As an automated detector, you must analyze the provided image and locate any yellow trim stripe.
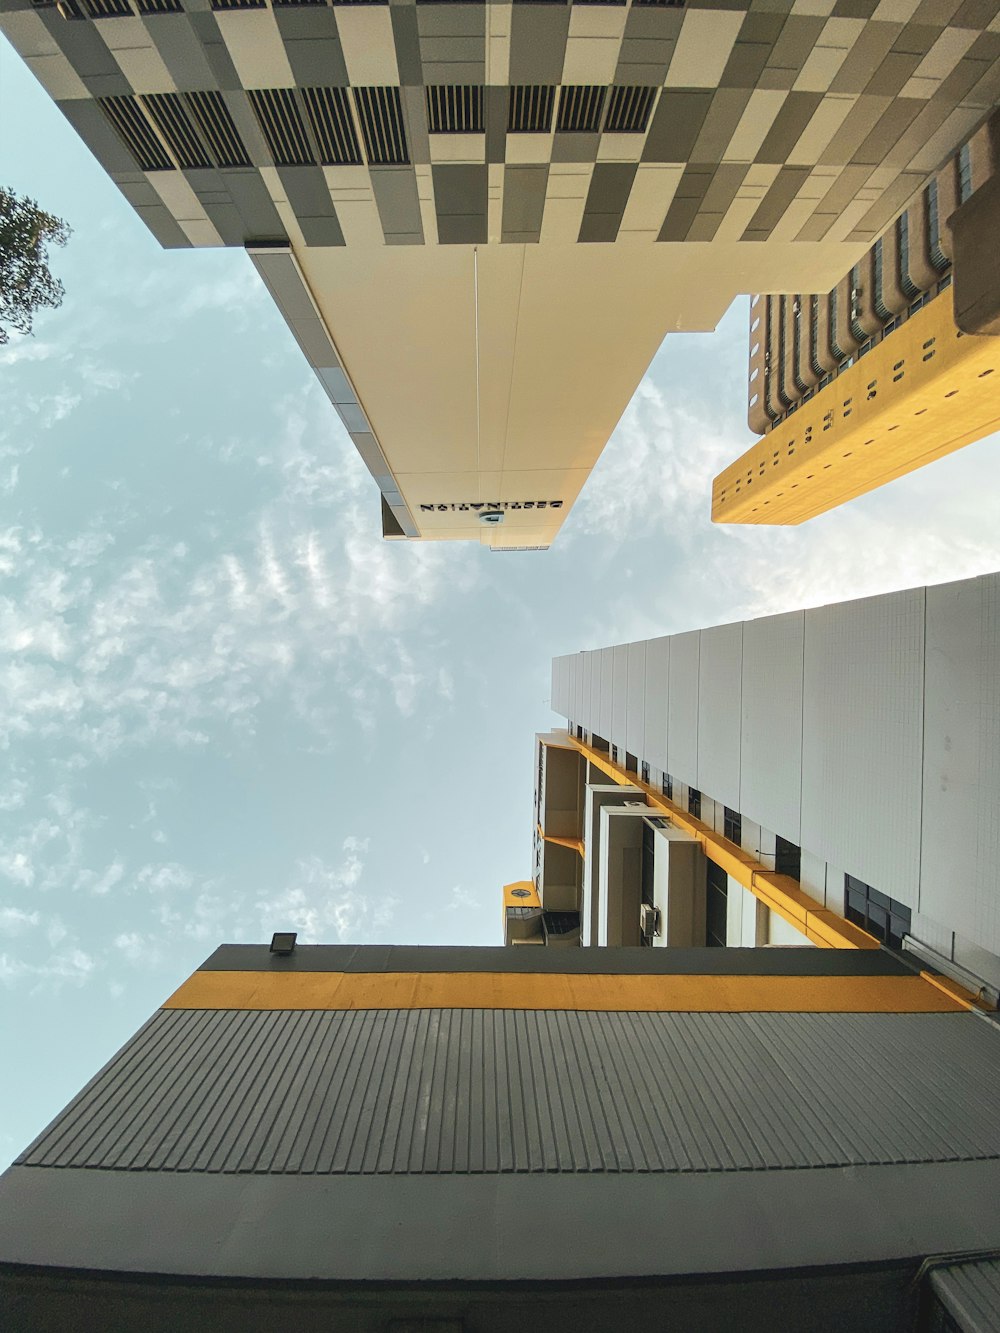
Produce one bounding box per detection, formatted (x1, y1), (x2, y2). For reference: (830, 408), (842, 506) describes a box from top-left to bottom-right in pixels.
(569, 737), (879, 951)
(164, 970), (965, 1013)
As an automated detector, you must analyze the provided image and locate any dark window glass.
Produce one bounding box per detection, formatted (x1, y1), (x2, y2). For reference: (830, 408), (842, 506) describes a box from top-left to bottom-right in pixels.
(958, 143), (972, 204)
(662, 774), (673, 801)
(641, 761), (650, 784)
(928, 181), (948, 272)
(611, 744), (618, 763)
(898, 213), (918, 298)
(706, 861), (727, 947)
(625, 751), (638, 774)
(724, 807), (741, 846)
(844, 874), (911, 951)
(688, 787), (701, 819)
(774, 836), (800, 881)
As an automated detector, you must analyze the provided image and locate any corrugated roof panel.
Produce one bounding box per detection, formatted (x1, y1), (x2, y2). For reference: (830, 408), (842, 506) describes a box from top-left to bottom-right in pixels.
(18, 1010), (1000, 1176)
(930, 1257), (1000, 1332)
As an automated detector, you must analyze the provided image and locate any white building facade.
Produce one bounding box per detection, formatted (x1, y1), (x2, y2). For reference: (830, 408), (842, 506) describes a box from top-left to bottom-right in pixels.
(540, 570), (1000, 999)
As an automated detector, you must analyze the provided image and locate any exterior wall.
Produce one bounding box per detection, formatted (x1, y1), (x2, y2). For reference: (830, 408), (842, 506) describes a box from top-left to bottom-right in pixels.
(745, 114), (1000, 437)
(550, 570), (1000, 961)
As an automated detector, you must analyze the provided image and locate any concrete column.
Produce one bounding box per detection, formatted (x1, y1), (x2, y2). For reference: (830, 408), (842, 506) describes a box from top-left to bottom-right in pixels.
(747, 295), (770, 434)
(935, 158), (958, 262)
(879, 223), (909, 315)
(813, 292), (839, 373)
(906, 192), (938, 293)
(855, 248), (881, 337)
(796, 295), (820, 388)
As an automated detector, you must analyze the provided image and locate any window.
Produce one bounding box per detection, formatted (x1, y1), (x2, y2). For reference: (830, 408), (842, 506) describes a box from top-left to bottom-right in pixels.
(724, 807), (741, 847)
(706, 862), (727, 947)
(927, 180), (948, 272)
(845, 875), (911, 950)
(958, 143), (972, 204)
(792, 298), (807, 393)
(873, 238), (890, 321)
(611, 744), (618, 763)
(774, 836), (800, 881)
(640, 823), (656, 948)
(776, 296), (790, 405)
(898, 213), (919, 299)
(641, 761), (650, 784)
(830, 287), (846, 362)
(662, 774), (673, 801)
(809, 295), (823, 377)
(625, 751), (638, 774)
(849, 264), (865, 343)
(688, 787), (701, 819)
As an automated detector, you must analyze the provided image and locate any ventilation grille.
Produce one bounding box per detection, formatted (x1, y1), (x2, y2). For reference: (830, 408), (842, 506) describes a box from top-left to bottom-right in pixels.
(634, 0), (685, 6)
(301, 87), (361, 165)
(210, 0), (265, 9)
(426, 85), (483, 134)
(508, 85), (554, 134)
(98, 96), (173, 171)
(135, 0), (183, 11)
(353, 86), (408, 165)
(248, 88), (315, 166)
(331, 0), (389, 5)
(82, 0), (132, 15)
(183, 92), (250, 168)
(556, 85), (606, 133)
(53, 0), (86, 16)
(141, 94), (210, 169)
(274, 0), (327, 6)
(605, 85), (656, 134)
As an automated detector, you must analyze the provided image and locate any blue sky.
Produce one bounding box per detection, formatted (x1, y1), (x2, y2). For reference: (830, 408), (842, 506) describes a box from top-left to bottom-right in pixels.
(3, 38), (1000, 1166)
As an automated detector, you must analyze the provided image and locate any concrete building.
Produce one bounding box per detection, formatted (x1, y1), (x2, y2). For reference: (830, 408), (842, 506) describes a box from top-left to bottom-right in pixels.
(4, 938), (1000, 1329)
(514, 569), (1000, 1012)
(4, 0), (1000, 545)
(714, 108), (1000, 526)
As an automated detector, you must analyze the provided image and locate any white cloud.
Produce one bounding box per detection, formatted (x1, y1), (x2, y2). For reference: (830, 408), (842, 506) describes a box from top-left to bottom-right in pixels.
(0, 946), (95, 991)
(0, 907), (40, 935)
(251, 837), (395, 944)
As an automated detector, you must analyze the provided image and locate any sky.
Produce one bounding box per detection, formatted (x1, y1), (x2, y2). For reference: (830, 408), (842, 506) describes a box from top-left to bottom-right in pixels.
(2, 39), (1000, 1169)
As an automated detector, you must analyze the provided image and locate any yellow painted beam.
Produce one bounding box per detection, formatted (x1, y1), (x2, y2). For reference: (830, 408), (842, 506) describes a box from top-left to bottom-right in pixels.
(164, 969), (965, 1013)
(712, 286), (1000, 526)
(537, 823), (585, 856)
(569, 737), (880, 951)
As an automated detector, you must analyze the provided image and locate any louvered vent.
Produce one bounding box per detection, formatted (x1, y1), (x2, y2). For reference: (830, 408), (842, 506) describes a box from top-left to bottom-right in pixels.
(353, 87), (408, 165)
(331, 0), (389, 5)
(556, 85), (606, 133)
(274, 0), (327, 6)
(604, 85), (656, 134)
(248, 89), (315, 167)
(184, 91), (251, 169)
(83, 0), (132, 15)
(98, 96), (173, 171)
(53, 0), (86, 15)
(508, 85), (554, 134)
(426, 86), (483, 134)
(301, 87), (362, 165)
(135, 0), (183, 11)
(210, 0), (264, 9)
(141, 94), (210, 169)
(634, 0), (684, 7)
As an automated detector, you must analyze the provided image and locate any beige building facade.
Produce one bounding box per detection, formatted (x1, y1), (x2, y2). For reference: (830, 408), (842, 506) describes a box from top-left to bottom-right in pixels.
(5, 0), (1000, 544)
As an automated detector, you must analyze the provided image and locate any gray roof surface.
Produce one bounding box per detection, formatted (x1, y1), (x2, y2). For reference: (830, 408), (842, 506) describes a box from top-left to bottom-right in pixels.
(931, 1257), (1000, 1333)
(19, 1008), (1000, 1176)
